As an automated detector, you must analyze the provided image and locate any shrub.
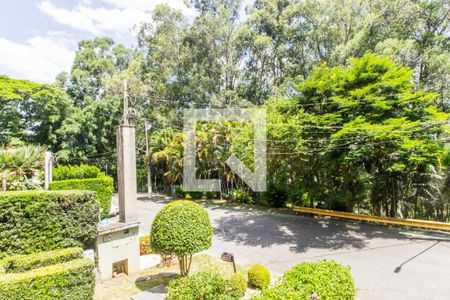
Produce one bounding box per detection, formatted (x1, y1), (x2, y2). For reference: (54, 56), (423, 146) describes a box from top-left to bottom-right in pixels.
(139, 235), (152, 256)
(166, 271), (241, 300)
(6, 174), (43, 191)
(150, 200), (212, 276)
(248, 264), (270, 289)
(0, 190), (99, 258)
(50, 176), (113, 219)
(0, 258), (95, 299)
(254, 260), (355, 300)
(53, 164), (103, 181)
(229, 272), (247, 296)
(175, 186), (204, 199)
(228, 189), (254, 204)
(0, 247), (83, 273)
(263, 184), (288, 208)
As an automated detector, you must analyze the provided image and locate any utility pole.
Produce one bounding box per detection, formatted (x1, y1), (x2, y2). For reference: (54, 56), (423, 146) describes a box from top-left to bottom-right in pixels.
(123, 80), (129, 124)
(145, 120), (152, 199)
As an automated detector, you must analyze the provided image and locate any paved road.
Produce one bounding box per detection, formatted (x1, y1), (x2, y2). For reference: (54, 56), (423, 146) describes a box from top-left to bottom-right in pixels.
(131, 195), (450, 300)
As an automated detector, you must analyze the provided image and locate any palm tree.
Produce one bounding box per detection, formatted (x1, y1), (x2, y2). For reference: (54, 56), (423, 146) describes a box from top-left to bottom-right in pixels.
(0, 145), (47, 191)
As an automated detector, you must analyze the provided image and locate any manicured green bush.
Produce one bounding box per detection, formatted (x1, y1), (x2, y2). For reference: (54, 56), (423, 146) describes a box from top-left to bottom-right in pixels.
(150, 200), (212, 276)
(254, 260), (355, 300)
(248, 264), (270, 289)
(53, 164), (103, 181)
(50, 176), (113, 219)
(0, 258), (95, 299)
(166, 271), (241, 300)
(0, 247), (83, 273)
(229, 272), (248, 296)
(0, 190), (99, 258)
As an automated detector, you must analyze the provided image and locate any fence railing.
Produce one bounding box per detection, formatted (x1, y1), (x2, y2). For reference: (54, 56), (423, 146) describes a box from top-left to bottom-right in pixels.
(293, 206), (450, 232)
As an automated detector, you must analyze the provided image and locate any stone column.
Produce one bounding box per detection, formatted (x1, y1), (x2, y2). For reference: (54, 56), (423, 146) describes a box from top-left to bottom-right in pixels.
(117, 124), (137, 223)
(44, 151), (52, 190)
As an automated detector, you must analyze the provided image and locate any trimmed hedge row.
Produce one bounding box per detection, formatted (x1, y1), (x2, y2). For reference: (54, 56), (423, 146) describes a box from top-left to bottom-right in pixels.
(0, 247), (83, 273)
(53, 164), (103, 181)
(0, 190), (99, 258)
(0, 258), (95, 300)
(50, 176), (113, 219)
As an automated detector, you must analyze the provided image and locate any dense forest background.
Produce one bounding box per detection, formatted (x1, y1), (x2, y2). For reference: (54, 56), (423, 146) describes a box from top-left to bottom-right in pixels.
(1, 0), (450, 220)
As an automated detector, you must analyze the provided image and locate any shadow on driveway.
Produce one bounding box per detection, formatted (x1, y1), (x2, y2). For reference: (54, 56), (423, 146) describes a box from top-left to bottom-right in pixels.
(211, 206), (447, 253)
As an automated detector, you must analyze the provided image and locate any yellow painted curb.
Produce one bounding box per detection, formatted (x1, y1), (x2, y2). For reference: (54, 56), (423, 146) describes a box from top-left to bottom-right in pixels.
(293, 206), (450, 231)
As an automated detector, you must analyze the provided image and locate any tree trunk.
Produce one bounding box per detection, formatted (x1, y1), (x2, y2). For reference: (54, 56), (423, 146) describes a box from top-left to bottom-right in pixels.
(178, 255), (193, 277)
(390, 179), (396, 218)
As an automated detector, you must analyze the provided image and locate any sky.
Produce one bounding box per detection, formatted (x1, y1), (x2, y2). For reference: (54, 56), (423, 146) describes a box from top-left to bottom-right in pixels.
(0, 0), (197, 83)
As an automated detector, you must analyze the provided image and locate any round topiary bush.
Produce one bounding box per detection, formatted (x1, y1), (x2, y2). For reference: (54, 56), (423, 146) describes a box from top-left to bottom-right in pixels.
(150, 200), (212, 276)
(229, 272), (248, 296)
(254, 260), (355, 300)
(248, 263), (270, 289)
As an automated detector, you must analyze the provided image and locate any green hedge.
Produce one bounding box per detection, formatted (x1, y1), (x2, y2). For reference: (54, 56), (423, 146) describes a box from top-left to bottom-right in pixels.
(253, 260), (355, 300)
(0, 247), (83, 274)
(53, 164), (103, 181)
(50, 176), (113, 219)
(0, 190), (99, 258)
(0, 258), (95, 300)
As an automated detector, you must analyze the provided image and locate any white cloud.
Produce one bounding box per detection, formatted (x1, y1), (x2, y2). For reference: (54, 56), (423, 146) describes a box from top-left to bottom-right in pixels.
(38, 1), (101, 35)
(77, 5), (152, 34)
(99, 0), (157, 11)
(100, 0), (196, 15)
(0, 36), (75, 83)
(0, 0), (199, 83)
(38, 0), (196, 35)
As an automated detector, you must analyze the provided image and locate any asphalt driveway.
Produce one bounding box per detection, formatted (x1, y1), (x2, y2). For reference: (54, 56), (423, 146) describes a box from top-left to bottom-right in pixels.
(131, 194), (450, 300)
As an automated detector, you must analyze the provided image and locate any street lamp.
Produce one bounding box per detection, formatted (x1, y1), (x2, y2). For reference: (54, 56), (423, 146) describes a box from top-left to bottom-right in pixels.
(145, 120), (152, 199)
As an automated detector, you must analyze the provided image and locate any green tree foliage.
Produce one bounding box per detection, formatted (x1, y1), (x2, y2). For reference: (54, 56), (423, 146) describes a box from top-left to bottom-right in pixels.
(0, 75), (74, 149)
(283, 54), (448, 217)
(150, 54), (450, 220)
(55, 37), (133, 163)
(1, 0), (449, 221)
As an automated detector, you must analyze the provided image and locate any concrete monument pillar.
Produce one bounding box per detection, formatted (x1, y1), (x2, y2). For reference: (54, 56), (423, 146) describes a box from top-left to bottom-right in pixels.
(96, 81), (141, 280)
(96, 123), (140, 280)
(116, 124), (138, 222)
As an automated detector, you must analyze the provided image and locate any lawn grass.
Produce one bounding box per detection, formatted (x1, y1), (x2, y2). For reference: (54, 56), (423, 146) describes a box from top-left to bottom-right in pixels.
(191, 254), (248, 279)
